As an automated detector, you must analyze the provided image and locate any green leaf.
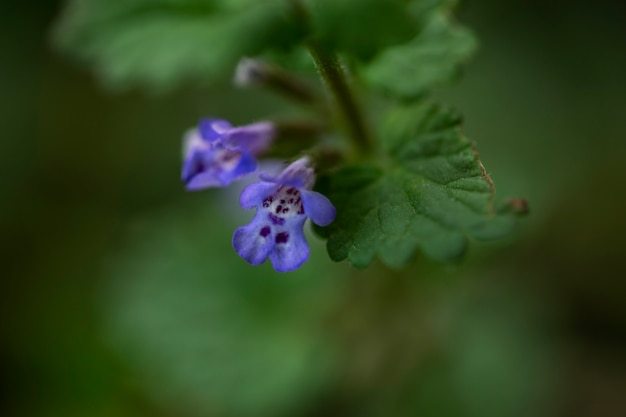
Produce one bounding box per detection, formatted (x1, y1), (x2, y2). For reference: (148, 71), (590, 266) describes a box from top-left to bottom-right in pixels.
(305, 0), (421, 60)
(364, 13), (477, 100)
(53, 0), (302, 90)
(315, 103), (520, 268)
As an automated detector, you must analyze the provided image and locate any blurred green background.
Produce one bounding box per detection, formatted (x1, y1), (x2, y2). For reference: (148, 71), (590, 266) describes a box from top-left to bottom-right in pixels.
(2, 1), (626, 416)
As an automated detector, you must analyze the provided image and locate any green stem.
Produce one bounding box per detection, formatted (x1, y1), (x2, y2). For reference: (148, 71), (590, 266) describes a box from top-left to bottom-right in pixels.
(307, 43), (373, 155)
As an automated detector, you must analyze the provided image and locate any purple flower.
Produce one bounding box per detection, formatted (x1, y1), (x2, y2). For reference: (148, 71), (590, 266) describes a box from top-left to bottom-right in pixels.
(181, 119), (275, 190)
(233, 157), (336, 272)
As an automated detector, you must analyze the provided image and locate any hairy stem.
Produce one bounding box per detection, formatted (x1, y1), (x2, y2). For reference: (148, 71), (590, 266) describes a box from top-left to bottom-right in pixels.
(307, 44), (373, 155)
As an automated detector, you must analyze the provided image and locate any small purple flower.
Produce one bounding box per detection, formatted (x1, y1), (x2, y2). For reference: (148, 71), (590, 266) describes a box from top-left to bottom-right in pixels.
(181, 119), (275, 190)
(233, 157), (336, 272)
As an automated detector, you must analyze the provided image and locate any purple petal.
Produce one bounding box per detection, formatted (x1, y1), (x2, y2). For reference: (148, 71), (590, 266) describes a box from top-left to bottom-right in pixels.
(199, 119), (232, 142)
(258, 156), (315, 188)
(182, 128), (206, 157)
(240, 182), (277, 210)
(278, 157), (315, 188)
(218, 149), (257, 183)
(258, 172), (304, 188)
(224, 122), (275, 155)
(183, 147), (257, 190)
(269, 217), (309, 272)
(300, 190), (336, 226)
(185, 172), (223, 190)
(181, 149), (203, 183)
(233, 213), (274, 265)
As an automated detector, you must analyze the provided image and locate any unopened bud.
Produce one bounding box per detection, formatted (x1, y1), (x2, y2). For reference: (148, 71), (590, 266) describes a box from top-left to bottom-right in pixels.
(234, 57), (270, 87)
(233, 57), (318, 106)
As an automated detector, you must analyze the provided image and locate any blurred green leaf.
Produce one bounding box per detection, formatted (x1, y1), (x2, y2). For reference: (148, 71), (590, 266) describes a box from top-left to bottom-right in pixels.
(364, 13), (477, 100)
(315, 103), (518, 268)
(407, 0), (456, 21)
(305, 0), (421, 60)
(53, 0), (302, 90)
(102, 201), (345, 416)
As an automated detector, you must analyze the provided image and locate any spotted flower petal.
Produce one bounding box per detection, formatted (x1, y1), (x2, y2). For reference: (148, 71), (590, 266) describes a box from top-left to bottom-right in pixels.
(269, 217), (309, 272)
(232, 211), (275, 265)
(240, 182), (278, 210)
(233, 157), (335, 272)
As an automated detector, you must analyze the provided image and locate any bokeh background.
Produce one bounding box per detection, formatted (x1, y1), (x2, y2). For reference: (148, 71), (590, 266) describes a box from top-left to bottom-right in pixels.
(2, 1), (626, 416)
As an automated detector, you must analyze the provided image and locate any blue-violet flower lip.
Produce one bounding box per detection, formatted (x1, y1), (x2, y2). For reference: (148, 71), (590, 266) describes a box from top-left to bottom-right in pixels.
(181, 119), (275, 190)
(233, 157), (336, 272)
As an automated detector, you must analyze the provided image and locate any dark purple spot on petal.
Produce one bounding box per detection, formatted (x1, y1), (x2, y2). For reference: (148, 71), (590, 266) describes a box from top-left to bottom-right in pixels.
(275, 205), (282, 214)
(259, 226), (271, 237)
(282, 208), (289, 213)
(298, 206), (304, 214)
(275, 232), (289, 244)
(280, 199), (285, 204)
(220, 153), (234, 162)
(288, 198), (294, 204)
(286, 188), (294, 195)
(268, 213), (285, 225)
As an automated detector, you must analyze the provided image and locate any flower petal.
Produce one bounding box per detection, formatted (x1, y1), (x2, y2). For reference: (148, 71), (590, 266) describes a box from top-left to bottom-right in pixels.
(199, 118), (232, 142)
(182, 128), (206, 158)
(182, 147), (256, 189)
(217, 149), (257, 184)
(233, 213), (274, 265)
(181, 149), (203, 183)
(301, 190), (336, 226)
(258, 172), (304, 188)
(224, 122), (275, 155)
(240, 182), (277, 210)
(185, 172), (224, 190)
(259, 157), (315, 189)
(269, 218), (309, 272)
